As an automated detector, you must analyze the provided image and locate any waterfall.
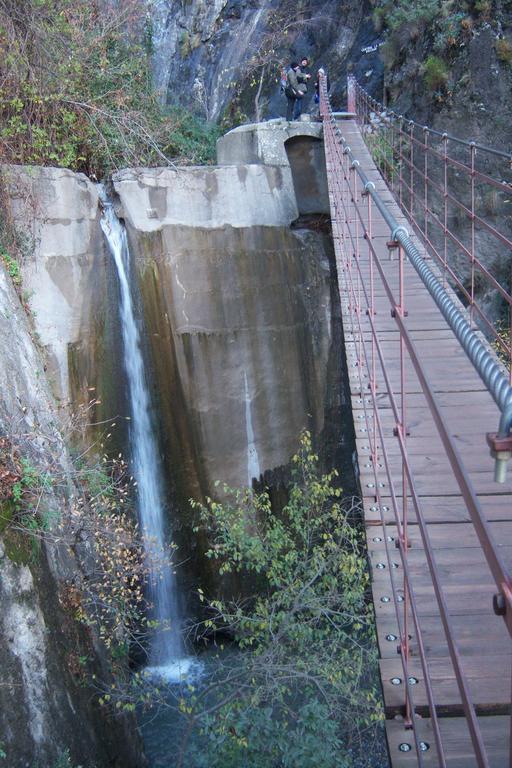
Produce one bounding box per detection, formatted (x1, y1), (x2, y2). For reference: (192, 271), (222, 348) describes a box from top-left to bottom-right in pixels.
(100, 191), (192, 680)
(243, 369), (261, 487)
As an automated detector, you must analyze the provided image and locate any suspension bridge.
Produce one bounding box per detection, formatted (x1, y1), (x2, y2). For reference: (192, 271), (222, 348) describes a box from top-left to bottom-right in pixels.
(319, 76), (512, 766)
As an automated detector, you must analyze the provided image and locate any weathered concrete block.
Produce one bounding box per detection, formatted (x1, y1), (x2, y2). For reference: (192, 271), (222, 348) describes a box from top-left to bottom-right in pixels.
(216, 121), (330, 215)
(216, 118), (324, 166)
(112, 164), (298, 231)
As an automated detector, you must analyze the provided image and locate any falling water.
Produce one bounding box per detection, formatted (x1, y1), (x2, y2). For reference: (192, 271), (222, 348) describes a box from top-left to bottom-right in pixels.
(100, 191), (192, 680)
(243, 369), (261, 487)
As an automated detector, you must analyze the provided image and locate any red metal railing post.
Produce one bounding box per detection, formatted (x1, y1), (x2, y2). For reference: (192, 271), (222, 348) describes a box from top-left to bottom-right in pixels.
(399, 116), (404, 211)
(364, 189), (379, 468)
(391, 115), (396, 194)
(409, 122), (415, 221)
(423, 127), (429, 242)
(352, 165), (363, 374)
(443, 133), (448, 289)
(397, 239), (412, 727)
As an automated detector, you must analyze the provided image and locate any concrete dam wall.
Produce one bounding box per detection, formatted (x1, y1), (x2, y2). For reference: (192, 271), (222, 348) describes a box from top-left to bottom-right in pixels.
(11, 120), (343, 505)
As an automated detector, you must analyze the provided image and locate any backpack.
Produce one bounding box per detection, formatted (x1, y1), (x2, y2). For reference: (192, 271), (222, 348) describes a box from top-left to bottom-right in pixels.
(279, 67), (287, 94)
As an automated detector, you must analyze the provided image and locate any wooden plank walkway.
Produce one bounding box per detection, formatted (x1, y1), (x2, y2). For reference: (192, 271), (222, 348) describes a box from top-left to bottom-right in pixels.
(332, 120), (512, 766)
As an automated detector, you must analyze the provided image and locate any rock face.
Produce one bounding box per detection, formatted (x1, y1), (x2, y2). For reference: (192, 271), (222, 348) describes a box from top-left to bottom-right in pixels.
(150, 0), (382, 120)
(0, 262), (143, 767)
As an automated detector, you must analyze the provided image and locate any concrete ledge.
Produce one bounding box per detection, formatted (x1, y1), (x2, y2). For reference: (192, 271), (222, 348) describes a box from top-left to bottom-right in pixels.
(216, 120), (323, 166)
(113, 165), (299, 231)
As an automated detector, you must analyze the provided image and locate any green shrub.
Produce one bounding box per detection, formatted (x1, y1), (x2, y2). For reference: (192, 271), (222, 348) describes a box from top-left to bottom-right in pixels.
(180, 31), (192, 57)
(496, 38), (512, 63)
(474, 0), (492, 15)
(423, 55), (450, 90)
(434, 12), (466, 52)
(387, 0), (440, 32)
(163, 109), (222, 165)
(184, 431), (386, 767)
(0, 250), (21, 285)
(372, 7), (387, 32)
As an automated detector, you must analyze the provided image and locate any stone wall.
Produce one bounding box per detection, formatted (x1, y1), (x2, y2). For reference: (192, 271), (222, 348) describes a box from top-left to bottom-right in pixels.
(149, 0), (380, 121)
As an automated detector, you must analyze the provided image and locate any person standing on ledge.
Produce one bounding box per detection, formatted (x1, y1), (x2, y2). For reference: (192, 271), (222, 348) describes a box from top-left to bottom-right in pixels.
(284, 61), (307, 121)
(285, 62), (302, 121)
(295, 57), (311, 119)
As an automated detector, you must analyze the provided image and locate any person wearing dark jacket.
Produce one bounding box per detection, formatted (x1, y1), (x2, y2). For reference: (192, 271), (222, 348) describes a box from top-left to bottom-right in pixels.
(284, 61), (307, 120)
(285, 62), (303, 121)
(293, 57), (311, 119)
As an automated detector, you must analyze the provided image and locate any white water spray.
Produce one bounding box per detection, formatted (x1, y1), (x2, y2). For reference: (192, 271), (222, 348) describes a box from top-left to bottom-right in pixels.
(100, 192), (194, 681)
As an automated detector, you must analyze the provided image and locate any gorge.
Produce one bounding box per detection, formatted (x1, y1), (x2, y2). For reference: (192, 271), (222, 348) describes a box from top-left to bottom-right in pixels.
(3, 0), (512, 765)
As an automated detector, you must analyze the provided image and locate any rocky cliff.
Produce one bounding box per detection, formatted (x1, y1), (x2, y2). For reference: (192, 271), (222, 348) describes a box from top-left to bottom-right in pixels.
(151, 0), (383, 121)
(150, 0), (512, 159)
(0, 253), (143, 766)
(378, 1), (512, 149)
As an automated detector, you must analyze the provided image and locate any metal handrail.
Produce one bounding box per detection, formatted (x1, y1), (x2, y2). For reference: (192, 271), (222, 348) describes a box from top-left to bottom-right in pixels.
(320, 73), (512, 768)
(351, 77), (512, 377)
(347, 75), (512, 482)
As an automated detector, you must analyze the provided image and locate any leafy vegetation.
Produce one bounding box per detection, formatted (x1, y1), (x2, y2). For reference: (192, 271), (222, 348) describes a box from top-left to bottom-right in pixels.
(163, 109), (222, 166)
(180, 432), (384, 767)
(423, 55), (450, 91)
(384, 0), (440, 33)
(496, 37), (512, 63)
(0, 249), (21, 285)
(372, 0), (499, 37)
(89, 433), (384, 765)
(0, 439), (54, 561)
(0, 386), (385, 761)
(0, 423), (158, 659)
(372, 0), (507, 75)
(0, 0), (219, 175)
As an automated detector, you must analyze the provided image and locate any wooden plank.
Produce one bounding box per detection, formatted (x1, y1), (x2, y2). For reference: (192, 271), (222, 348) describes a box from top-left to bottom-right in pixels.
(366, 522), (512, 552)
(351, 390), (501, 410)
(380, 655), (512, 714)
(375, 614), (511, 659)
(371, 582), (498, 620)
(363, 495), (512, 525)
(386, 716), (509, 767)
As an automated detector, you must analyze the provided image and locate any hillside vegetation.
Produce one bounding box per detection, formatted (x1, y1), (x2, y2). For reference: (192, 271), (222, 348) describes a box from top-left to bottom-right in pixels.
(0, 0), (220, 175)
(371, 0), (512, 141)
